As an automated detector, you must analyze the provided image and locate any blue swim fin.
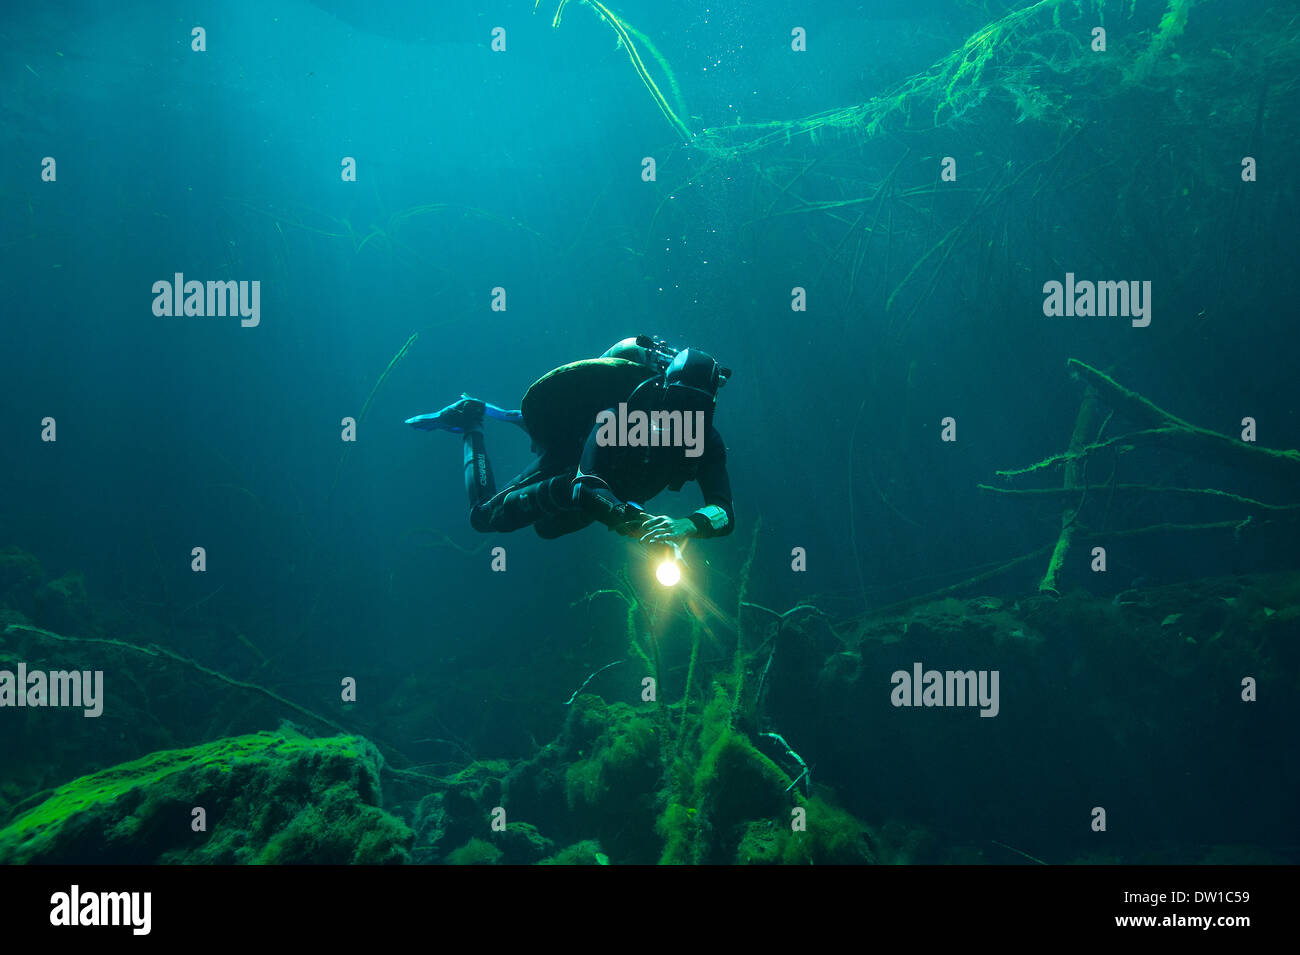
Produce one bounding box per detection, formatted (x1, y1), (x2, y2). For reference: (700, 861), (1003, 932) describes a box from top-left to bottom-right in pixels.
(405, 394), (527, 433)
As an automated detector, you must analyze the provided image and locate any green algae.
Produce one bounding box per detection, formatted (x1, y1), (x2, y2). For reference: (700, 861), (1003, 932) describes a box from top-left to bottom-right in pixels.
(0, 728), (412, 864)
(540, 839), (609, 865)
(564, 708), (659, 810)
(445, 837), (503, 865)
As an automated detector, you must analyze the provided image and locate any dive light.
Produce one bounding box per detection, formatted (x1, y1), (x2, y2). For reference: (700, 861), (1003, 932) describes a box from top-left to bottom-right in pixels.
(655, 541), (685, 587)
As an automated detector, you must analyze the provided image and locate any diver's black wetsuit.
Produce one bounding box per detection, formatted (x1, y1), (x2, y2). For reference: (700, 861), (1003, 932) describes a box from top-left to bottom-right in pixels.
(464, 411), (735, 540)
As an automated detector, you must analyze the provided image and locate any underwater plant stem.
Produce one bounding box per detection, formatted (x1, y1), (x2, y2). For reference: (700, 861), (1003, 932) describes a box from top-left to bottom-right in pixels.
(563, 659), (624, 705)
(572, 587), (632, 608)
(730, 519), (761, 718)
(328, 331), (419, 501)
(1077, 518), (1267, 541)
(884, 205), (894, 294)
(847, 397), (870, 611)
(992, 839), (1047, 865)
(741, 602), (828, 624)
(867, 543), (1057, 618)
(744, 603), (833, 724)
(988, 357), (1299, 598)
(540, 0), (692, 143)
(890, 124), (1085, 338)
(402, 526), (491, 556)
(678, 622), (699, 752)
(1213, 81), (1269, 317)
(177, 583), (225, 618)
(1066, 359), (1190, 431)
(886, 166), (1000, 314)
(763, 159), (820, 219)
(588, 1), (692, 142)
(1039, 384), (1104, 594)
(760, 731), (811, 797)
(4, 624), (351, 736)
(300, 332), (421, 646)
(841, 151), (907, 304)
(359, 331), (420, 429)
(784, 768), (809, 794)
(980, 483), (1300, 512)
(1066, 359), (1300, 480)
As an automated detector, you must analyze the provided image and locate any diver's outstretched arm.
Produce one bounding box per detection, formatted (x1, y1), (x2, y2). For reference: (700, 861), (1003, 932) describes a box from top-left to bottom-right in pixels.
(687, 425), (735, 538)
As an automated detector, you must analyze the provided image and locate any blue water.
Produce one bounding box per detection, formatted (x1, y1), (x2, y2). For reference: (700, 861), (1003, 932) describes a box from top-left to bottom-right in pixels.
(1, 0), (1296, 864)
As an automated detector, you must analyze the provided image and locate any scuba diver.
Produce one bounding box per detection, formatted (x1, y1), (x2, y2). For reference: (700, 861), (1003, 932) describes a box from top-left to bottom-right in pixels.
(406, 336), (734, 546)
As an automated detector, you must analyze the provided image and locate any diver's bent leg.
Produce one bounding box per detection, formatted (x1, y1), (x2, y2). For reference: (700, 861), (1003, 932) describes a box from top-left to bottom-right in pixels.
(469, 473), (577, 534)
(482, 402), (529, 433)
(463, 429), (496, 510)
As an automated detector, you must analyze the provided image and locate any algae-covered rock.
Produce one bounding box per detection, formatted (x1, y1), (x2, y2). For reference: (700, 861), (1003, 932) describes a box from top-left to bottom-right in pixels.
(695, 729), (791, 826)
(33, 572), (93, 636)
(440, 822), (555, 864)
(0, 547), (43, 594)
(500, 697), (612, 837)
(496, 820), (554, 863)
(0, 547), (44, 621)
(560, 699), (661, 861)
(442, 759), (509, 819)
(444, 837), (502, 865)
(734, 795), (876, 865)
(501, 694), (661, 863)
(411, 791), (449, 864)
(426, 759), (511, 856)
(564, 706), (659, 811)
(0, 727), (413, 864)
(540, 840), (610, 865)
(658, 682), (798, 864)
(734, 820), (783, 864)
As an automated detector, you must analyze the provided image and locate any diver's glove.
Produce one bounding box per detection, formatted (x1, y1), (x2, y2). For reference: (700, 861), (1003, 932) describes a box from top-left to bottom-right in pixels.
(612, 502), (648, 537)
(638, 515), (696, 544)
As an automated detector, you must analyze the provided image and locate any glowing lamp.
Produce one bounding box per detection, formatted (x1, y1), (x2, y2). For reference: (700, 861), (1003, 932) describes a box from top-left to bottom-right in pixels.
(656, 558), (682, 587)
